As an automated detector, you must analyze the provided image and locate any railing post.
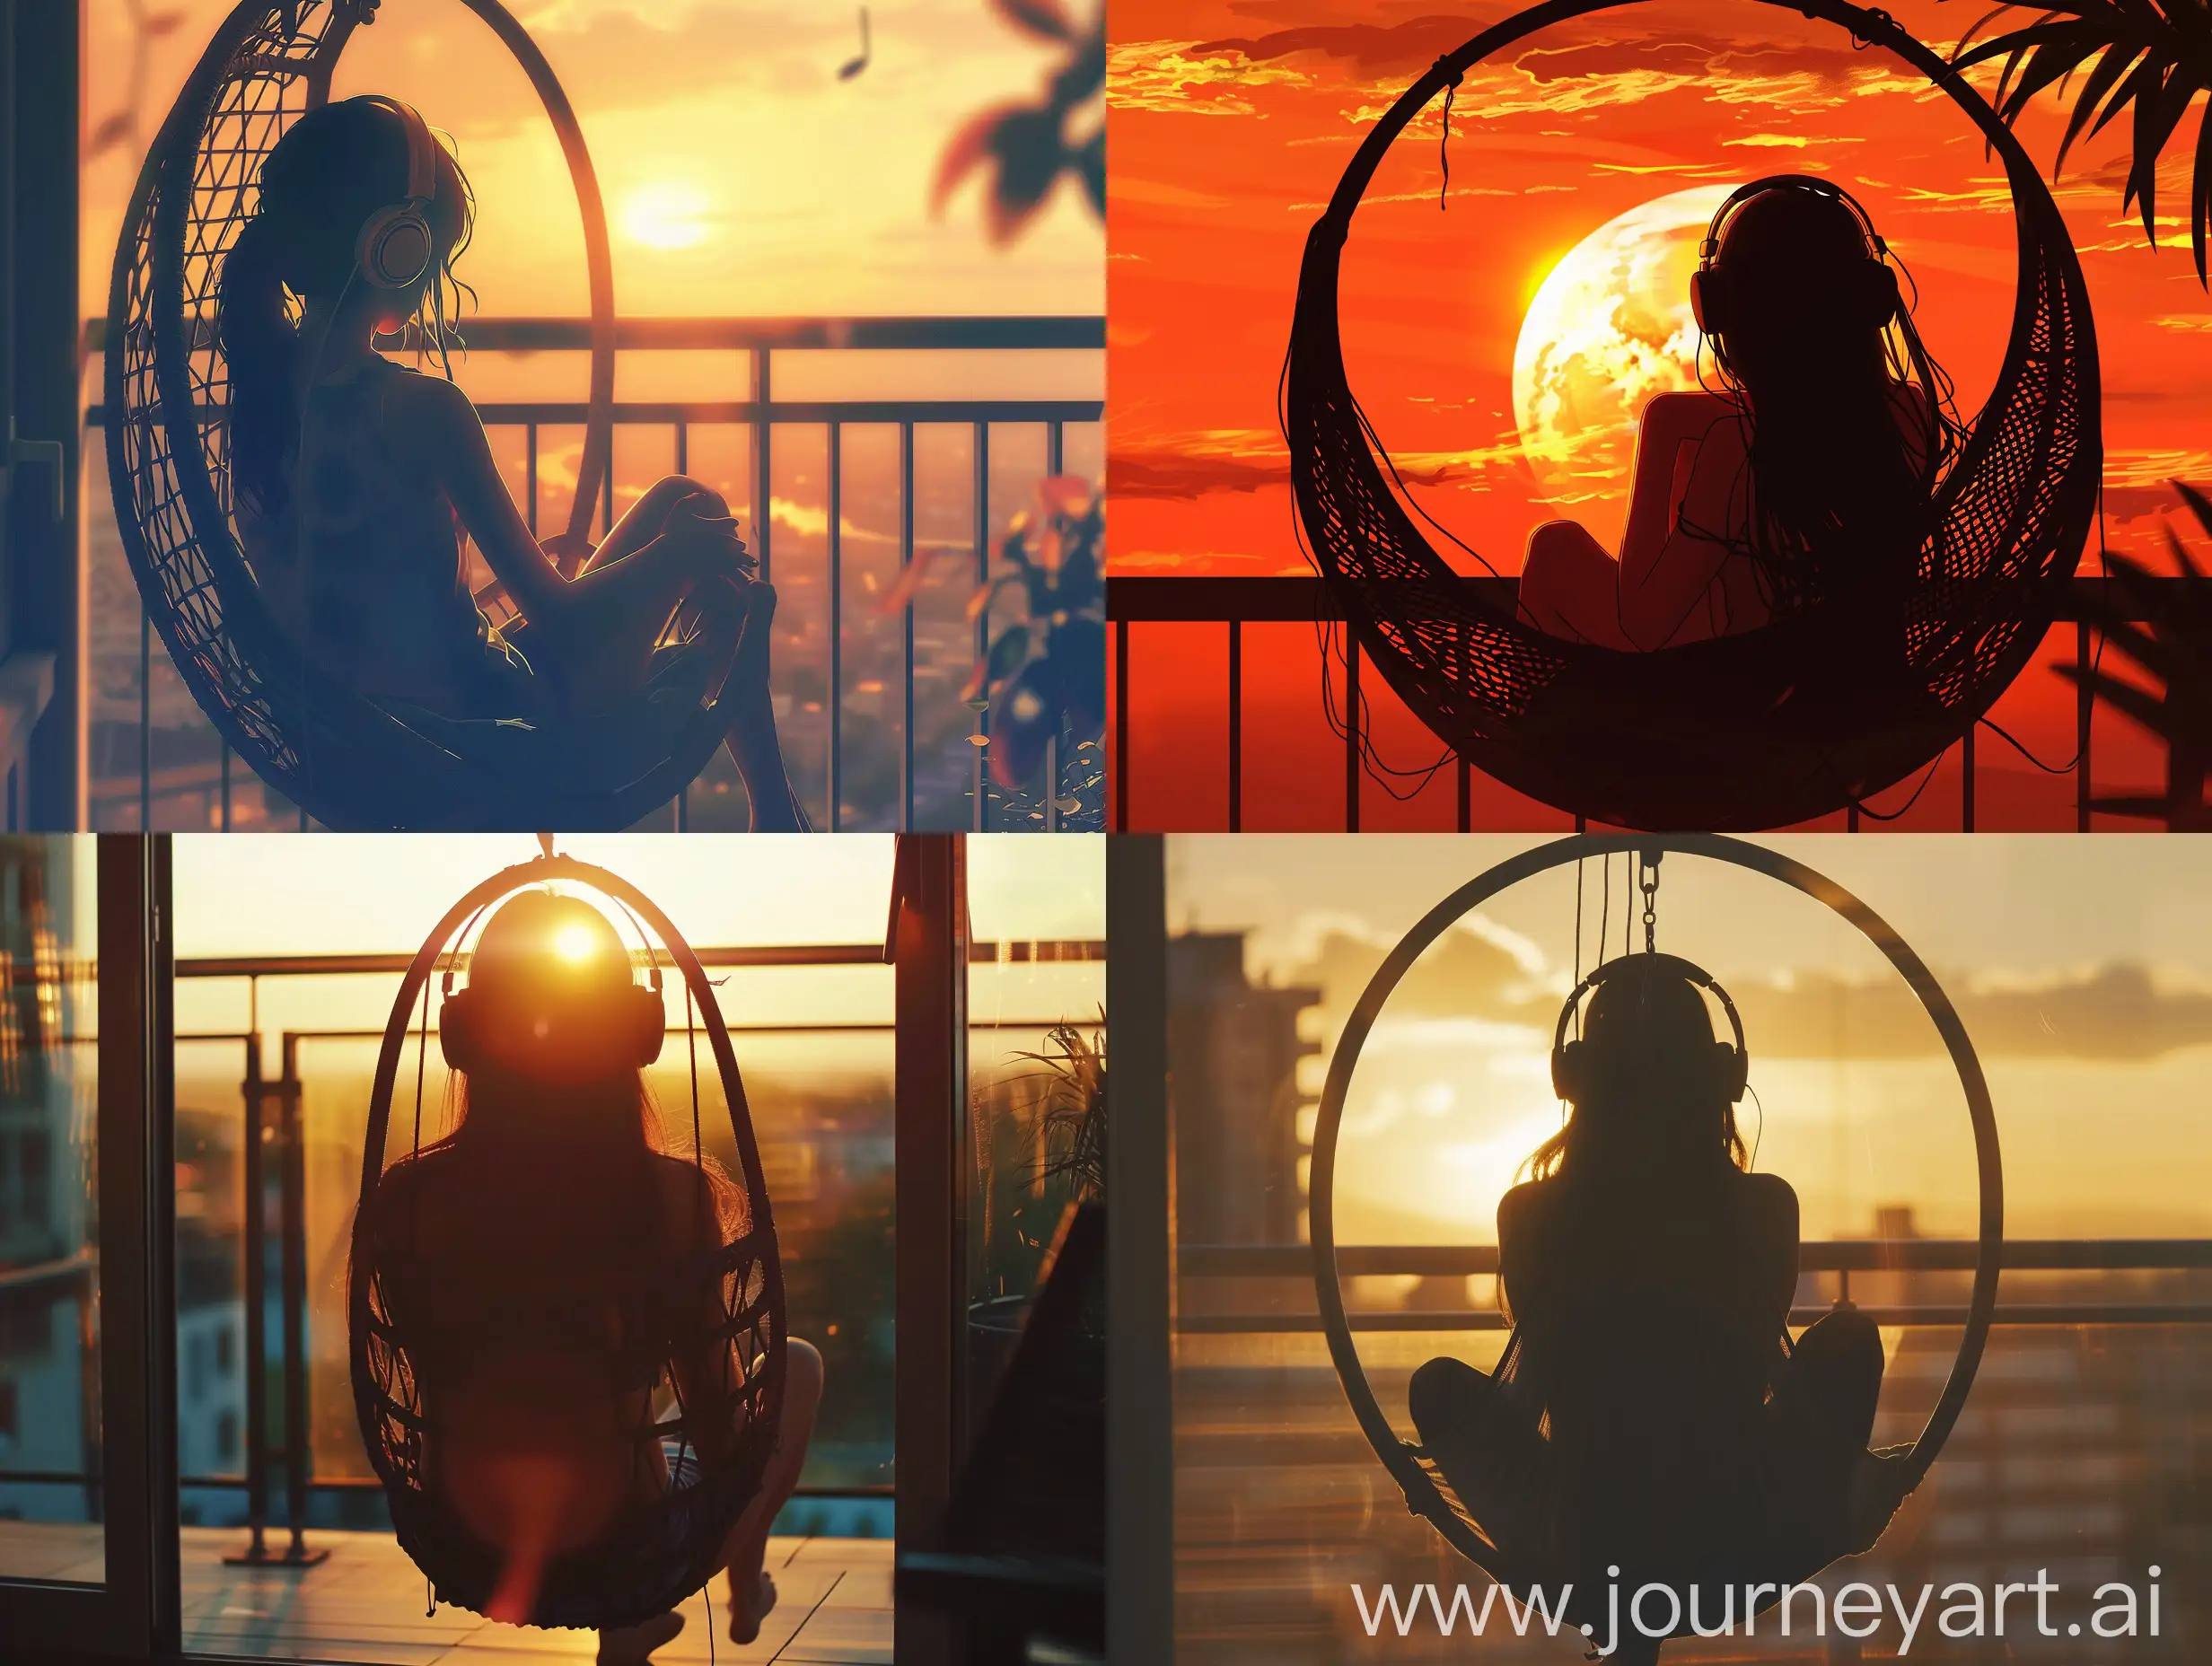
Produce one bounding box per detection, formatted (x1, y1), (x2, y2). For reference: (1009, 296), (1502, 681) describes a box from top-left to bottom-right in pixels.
(271, 1034), (328, 1566)
(900, 420), (916, 833)
(1344, 636), (1360, 834)
(972, 420), (989, 833)
(1113, 619), (1129, 833)
(139, 611), (151, 831)
(1226, 620), (1242, 834)
(2077, 616), (2094, 832)
(525, 423), (539, 536)
(753, 347), (773, 584)
(224, 1030), (271, 1565)
(830, 421), (844, 833)
(1962, 724), (1976, 833)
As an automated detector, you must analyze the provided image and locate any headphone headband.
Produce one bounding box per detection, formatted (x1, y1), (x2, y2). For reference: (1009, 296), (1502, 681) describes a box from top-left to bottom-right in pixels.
(1698, 174), (1887, 266)
(1690, 176), (1899, 340)
(351, 96), (439, 292)
(1550, 951), (1750, 1104)
(438, 889), (666, 1076)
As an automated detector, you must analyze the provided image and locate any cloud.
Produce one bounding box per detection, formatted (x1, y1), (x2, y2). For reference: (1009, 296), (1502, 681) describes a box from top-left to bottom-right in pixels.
(1189, 13), (1500, 73)
(1109, 450), (1292, 499)
(1279, 921), (2212, 1061)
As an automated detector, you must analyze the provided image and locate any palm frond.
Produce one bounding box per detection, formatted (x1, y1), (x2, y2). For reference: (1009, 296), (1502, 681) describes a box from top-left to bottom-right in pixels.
(1952, 0), (2212, 282)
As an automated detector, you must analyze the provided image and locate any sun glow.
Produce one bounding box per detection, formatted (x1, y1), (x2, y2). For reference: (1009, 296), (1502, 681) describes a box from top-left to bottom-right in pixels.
(553, 921), (599, 965)
(1510, 185), (1738, 545)
(621, 180), (715, 251)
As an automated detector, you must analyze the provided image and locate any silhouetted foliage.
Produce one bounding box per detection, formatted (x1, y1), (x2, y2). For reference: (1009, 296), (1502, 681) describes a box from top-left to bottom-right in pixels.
(2058, 482), (2212, 826)
(1953, 0), (2212, 282)
(935, 0), (1104, 242)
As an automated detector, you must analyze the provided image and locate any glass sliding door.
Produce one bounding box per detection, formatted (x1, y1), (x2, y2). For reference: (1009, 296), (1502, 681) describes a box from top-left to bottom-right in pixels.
(0, 836), (175, 1654)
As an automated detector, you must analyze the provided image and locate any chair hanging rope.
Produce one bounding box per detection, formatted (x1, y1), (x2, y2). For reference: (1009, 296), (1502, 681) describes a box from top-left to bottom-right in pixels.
(1308, 833), (2003, 1585)
(102, 0), (730, 830)
(350, 853), (787, 1628)
(1286, 0), (2100, 830)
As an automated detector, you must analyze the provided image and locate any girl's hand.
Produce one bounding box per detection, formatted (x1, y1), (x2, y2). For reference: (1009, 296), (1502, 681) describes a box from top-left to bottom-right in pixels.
(730, 574), (777, 698)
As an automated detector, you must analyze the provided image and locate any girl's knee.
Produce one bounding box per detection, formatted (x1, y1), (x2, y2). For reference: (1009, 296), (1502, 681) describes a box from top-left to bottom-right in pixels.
(786, 1337), (825, 1407)
(1409, 1355), (1488, 1442)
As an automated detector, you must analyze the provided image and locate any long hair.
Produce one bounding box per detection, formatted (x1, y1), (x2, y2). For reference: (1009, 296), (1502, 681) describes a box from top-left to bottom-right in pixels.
(220, 96), (477, 519)
(1523, 959), (1749, 1187)
(359, 894), (745, 1384)
(1693, 180), (1966, 625)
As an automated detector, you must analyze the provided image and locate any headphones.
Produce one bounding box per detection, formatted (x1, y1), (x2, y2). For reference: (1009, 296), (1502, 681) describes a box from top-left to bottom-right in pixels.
(1689, 175), (1900, 338)
(1550, 951), (1750, 1107)
(352, 94), (439, 293)
(437, 897), (668, 1076)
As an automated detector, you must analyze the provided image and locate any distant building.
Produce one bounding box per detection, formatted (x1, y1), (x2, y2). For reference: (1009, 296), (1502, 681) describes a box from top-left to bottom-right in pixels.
(1169, 933), (1321, 1247)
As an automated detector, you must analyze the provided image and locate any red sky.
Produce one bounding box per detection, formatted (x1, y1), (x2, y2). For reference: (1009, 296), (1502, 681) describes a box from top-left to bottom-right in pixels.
(1106, 0), (2211, 829)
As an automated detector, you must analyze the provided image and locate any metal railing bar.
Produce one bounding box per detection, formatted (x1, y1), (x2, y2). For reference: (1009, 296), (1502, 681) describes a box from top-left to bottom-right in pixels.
(973, 419), (991, 833)
(1114, 619), (1128, 832)
(1344, 637), (1360, 835)
(1227, 619), (1242, 834)
(753, 347), (773, 584)
(1962, 723), (1976, 832)
(173, 939), (1105, 978)
(0, 1469), (894, 1499)
(829, 420), (844, 834)
(84, 313), (1106, 354)
(1108, 575), (2182, 624)
(86, 399), (1105, 427)
(1179, 1303), (2212, 1334)
(1183, 1240), (2212, 1276)
(140, 612), (152, 831)
(900, 419), (916, 833)
(525, 422), (539, 535)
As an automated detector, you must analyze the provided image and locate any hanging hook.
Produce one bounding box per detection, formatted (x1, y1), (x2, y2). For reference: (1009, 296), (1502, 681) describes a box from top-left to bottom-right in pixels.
(537, 832), (556, 860)
(1638, 846), (1662, 953)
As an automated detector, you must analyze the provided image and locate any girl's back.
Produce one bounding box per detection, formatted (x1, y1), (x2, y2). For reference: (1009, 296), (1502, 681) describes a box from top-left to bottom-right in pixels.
(239, 357), (503, 714)
(365, 1142), (721, 1559)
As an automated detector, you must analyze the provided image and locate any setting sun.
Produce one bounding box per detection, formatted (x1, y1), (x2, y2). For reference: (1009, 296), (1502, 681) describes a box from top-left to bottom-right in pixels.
(620, 180), (715, 251)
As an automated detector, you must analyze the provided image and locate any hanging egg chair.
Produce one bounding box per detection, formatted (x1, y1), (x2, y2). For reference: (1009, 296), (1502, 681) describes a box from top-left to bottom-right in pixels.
(348, 852), (787, 1628)
(1286, 0), (2100, 830)
(1309, 833), (2002, 1617)
(103, 0), (731, 830)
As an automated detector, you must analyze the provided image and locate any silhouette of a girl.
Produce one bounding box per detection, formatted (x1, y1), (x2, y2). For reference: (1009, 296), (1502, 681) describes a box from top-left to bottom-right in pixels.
(357, 892), (821, 1663)
(222, 97), (805, 829)
(1408, 955), (1902, 1662)
(1517, 177), (1961, 655)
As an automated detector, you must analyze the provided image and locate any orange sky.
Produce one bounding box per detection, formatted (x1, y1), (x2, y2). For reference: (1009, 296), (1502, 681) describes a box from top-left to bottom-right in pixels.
(1107, 0), (2210, 829)
(83, 0), (1104, 320)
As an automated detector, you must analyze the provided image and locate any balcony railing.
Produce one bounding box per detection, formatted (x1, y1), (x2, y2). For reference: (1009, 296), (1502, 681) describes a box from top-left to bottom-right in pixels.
(1178, 1239), (2212, 1331)
(83, 315), (1104, 832)
(0, 932), (1107, 1554)
(1110, 576), (2193, 833)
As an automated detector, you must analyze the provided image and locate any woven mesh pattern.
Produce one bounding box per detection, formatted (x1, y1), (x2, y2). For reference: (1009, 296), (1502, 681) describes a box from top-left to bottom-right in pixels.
(106, 3), (338, 788)
(101, 4), (723, 829)
(1285, 3), (2099, 829)
(353, 1221), (786, 1629)
(347, 878), (788, 1631)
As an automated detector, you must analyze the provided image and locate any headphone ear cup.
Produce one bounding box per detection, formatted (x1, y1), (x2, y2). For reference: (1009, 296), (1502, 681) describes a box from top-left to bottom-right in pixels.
(1690, 267), (1725, 335)
(1552, 1038), (1585, 1103)
(1715, 1039), (1748, 1103)
(627, 984), (667, 1070)
(356, 204), (434, 292)
(439, 988), (482, 1074)
(1857, 260), (1900, 329)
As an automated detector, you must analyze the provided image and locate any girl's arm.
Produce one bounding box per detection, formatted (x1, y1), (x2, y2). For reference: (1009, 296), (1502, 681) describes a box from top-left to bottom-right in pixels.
(395, 375), (718, 632)
(1618, 393), (1749, 647)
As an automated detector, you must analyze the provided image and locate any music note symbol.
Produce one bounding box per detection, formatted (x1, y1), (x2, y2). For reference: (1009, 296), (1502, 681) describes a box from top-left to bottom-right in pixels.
(838, 7), (871, 80)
